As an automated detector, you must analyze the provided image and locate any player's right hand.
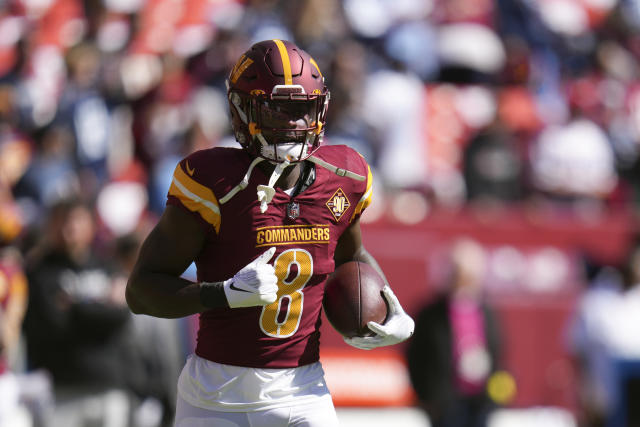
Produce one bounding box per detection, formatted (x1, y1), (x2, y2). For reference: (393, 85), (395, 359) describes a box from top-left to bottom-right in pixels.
(223, 247), (279, 308)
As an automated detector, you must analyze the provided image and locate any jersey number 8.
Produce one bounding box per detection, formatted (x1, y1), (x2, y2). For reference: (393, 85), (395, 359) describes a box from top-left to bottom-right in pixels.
(259, 249), (312, 338)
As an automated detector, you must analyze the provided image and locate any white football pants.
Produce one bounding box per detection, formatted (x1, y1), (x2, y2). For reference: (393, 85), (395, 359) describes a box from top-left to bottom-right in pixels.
(174, 392), (339, 427)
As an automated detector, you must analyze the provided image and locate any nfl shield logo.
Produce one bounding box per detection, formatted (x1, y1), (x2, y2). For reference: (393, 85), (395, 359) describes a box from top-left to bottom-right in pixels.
(287, 201), (300, 220)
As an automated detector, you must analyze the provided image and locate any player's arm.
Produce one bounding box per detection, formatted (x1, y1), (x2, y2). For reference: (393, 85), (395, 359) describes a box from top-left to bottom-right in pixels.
(126, 205), (278, 319)
(334, 217), (387, 283)
(126, 205), (209, 318)
(334, 218), (415, 350)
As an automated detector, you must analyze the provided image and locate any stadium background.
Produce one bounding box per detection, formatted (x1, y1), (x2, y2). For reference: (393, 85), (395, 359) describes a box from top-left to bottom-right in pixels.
(1, 0), (640, 426)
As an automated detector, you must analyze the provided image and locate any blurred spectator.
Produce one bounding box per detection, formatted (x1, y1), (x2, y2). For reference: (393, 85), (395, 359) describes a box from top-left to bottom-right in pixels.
(57, 41), (111, 190)
(0, 0), (637, 221)
(0, 246), (31, 427)
(13, 124), (79, 213)
(0, 246), (27, 366)
(111, 231), (184, 427)
(240, 0), (293, 44)
(421, 84), (496, 208)
(0, 142), (54, 427)
(569, 236), (640, 427)
(361, 60), (428, 191)
(463, 118), (525, 205)
(0, 142), (29, 244)
(0, 247), (27, 367)
(529, 110), (618, 207)
(23, 198), (134, 427)
(407, 238), (502, 427)
(285, 0), (349, 52)
(324, 39), (373, 161)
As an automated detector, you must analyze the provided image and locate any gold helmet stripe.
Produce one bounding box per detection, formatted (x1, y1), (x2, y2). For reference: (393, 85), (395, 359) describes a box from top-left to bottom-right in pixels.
(273, 39), (293, 85)
(230, 55), (253, 84)
(309, 57), (323, 79)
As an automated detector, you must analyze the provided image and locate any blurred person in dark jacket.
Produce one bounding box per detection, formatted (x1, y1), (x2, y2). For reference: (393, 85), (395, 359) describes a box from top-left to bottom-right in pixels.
(112, 231), (184, 427)
(407, 238), (502, 427)
(23, 197), (134, 427)
(0, 162), (54, 427)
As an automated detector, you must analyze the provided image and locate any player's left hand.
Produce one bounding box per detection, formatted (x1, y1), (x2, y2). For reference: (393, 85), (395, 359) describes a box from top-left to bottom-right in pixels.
(343, 286), (414, 350)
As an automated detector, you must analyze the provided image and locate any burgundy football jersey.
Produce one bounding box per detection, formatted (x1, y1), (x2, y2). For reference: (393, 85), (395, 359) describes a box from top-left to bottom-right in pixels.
(166, 145), (372, 368)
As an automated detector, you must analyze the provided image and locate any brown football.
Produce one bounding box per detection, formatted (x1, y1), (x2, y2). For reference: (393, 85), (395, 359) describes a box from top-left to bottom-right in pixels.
(323, 261), (388, 338)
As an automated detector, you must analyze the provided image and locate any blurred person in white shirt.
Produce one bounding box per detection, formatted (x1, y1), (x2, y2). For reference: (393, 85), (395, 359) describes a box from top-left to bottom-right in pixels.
(569, 236), (640, 427)
(529, 110), (618, 206)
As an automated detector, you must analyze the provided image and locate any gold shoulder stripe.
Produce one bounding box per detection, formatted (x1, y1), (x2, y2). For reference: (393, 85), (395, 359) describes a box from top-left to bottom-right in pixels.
(350, 165), (373, 222)
(273, 39), (292, 85)
(168, 163), (221, 233)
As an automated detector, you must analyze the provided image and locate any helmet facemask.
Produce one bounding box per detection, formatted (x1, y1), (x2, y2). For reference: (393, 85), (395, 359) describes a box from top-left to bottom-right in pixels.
(229, 84), (329, 164)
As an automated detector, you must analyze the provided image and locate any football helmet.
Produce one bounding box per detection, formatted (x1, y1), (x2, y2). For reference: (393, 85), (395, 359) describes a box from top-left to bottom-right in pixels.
(226, 39), (330, 163)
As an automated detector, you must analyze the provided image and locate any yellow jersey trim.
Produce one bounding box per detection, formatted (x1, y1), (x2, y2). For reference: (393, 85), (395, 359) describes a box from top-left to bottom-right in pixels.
(351, 165), (373, 222)
(168, 164), (221, 233)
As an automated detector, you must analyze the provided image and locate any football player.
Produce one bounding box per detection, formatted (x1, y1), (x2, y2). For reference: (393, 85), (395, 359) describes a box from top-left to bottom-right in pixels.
(125, 39), (414, 427)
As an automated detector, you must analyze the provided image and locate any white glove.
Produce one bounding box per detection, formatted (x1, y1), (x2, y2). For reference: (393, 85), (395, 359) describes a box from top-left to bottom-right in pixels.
(344, 285), (415, 350)
(223, 247), (279, 308)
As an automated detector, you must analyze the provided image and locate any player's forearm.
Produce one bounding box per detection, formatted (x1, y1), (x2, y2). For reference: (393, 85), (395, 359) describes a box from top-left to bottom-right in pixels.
(126, 270), (210, 318)
(349, 247), (390, 287)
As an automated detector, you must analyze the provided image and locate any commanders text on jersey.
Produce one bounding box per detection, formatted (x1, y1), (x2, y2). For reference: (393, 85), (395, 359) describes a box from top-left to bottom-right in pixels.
(256, 224), (330, 247)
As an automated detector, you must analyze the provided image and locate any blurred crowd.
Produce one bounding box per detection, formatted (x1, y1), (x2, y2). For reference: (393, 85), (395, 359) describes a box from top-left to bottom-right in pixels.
(0, 0), (640, 426)
(1, 0), (640, 237)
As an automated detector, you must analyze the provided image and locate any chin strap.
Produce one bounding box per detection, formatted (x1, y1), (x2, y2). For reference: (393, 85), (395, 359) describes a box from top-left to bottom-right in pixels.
(256, 159), (290, 213)
(219, 157), (291, 213)
(219, 154), (366, 212)
(219, 156), (265, 205)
